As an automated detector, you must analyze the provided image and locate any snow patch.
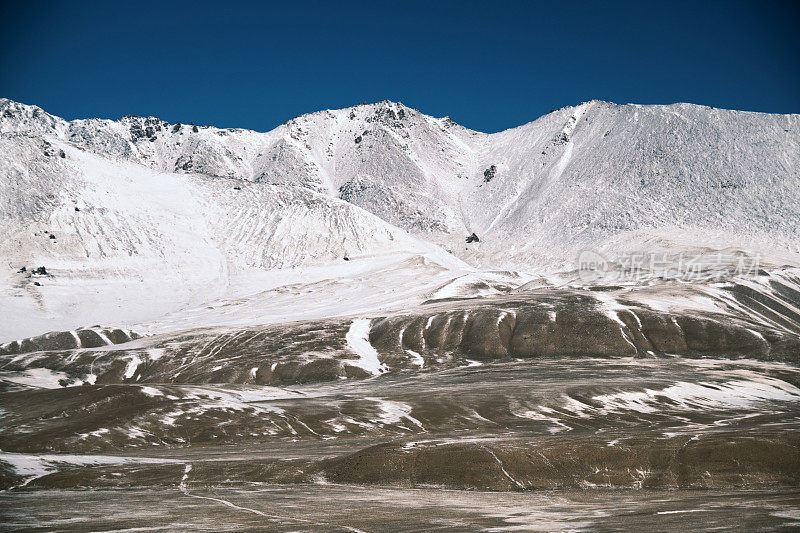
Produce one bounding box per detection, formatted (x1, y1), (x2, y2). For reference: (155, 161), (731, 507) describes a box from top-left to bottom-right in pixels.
(345, 318), (387, 374)
(2, 368), (70, 389)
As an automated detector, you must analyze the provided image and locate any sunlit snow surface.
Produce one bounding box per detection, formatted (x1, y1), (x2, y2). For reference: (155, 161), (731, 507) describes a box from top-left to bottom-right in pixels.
(2, 97), (799, 338)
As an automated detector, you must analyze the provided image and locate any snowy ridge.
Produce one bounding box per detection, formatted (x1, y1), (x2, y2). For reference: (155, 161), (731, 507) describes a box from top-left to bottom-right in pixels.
(3, 97), (797, 266)
(0, 97), (798, 339)
(0, 113), (467, 339)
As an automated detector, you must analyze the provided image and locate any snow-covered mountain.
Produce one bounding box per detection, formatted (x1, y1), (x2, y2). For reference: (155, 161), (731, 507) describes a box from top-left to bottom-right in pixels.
(1, 97), (798, 339)
(4, 97), (800, 525)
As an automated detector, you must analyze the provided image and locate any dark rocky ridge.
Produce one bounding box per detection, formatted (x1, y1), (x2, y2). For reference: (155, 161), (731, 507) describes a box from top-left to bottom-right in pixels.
(5, 431), (798, 492)
(0, 327), (140, 356)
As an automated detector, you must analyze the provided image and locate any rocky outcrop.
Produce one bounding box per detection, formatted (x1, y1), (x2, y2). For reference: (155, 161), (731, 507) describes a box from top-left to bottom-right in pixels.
(482, 164), (497, 182)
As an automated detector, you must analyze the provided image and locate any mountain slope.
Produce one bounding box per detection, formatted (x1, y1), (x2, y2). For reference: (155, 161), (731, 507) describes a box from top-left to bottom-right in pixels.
(0, 126), (467, 339)
(0, 97), (798, 340)
(3, 99), (800, 526)
(3, 98), (798, 265)
(465, 101), (800, 267)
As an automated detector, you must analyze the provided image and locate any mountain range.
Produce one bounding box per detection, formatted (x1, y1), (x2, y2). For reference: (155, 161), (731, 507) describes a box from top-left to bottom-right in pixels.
(3, 98), (800, 517)
(1, 97), (798, 339)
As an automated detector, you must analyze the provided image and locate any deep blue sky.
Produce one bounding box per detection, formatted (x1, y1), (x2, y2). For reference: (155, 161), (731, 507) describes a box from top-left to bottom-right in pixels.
(1, 0), (798, 133)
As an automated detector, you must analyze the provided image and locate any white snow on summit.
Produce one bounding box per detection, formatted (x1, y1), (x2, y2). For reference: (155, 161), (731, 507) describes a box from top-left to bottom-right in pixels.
(0, 98), (798, 339)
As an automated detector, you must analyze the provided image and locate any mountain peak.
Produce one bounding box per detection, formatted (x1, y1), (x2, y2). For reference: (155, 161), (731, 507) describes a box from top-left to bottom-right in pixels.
(1, 96), (799, 338)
